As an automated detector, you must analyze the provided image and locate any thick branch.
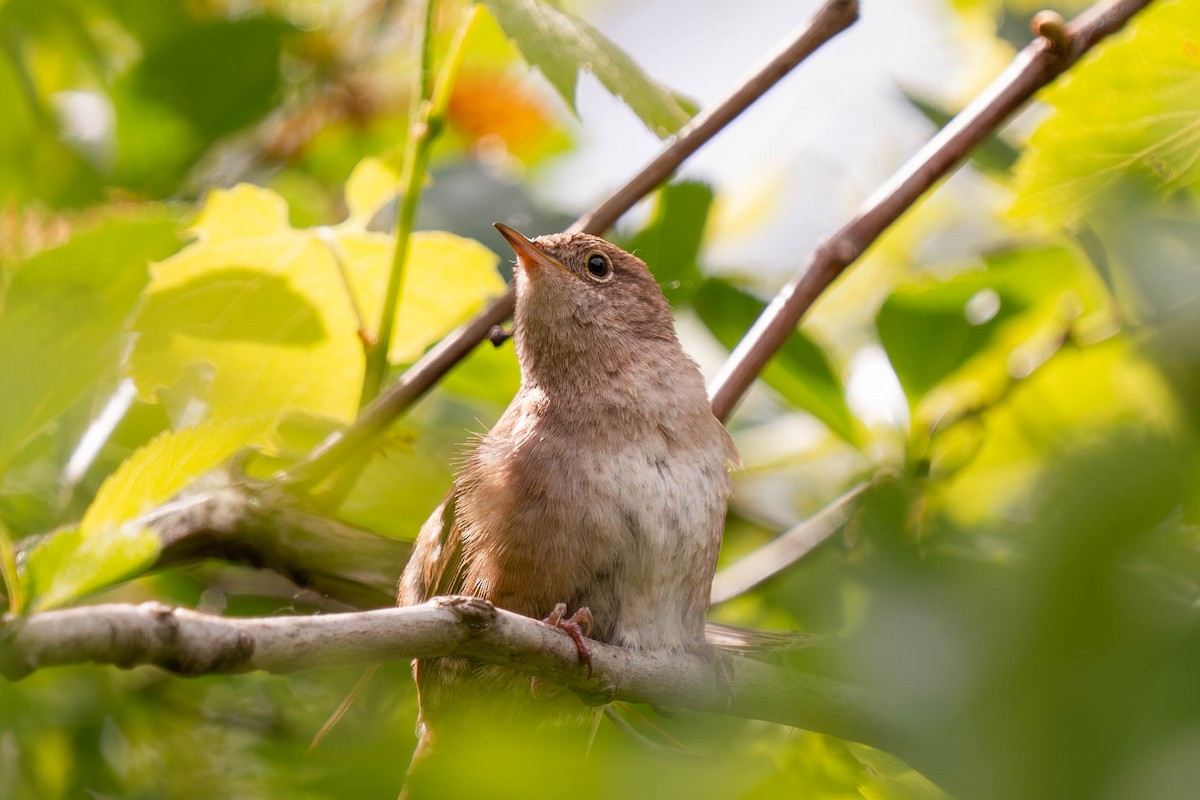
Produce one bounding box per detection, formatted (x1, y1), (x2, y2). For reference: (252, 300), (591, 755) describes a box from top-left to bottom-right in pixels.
(278, 0), (858, 488)
(708, 0), (1155, 421)
(0, 597), (900, 752)
(148, 468), (407, 609)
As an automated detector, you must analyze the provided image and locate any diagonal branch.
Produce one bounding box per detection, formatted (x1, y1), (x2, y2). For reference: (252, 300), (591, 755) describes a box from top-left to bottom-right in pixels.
(278, 0), (859, 488)
(710, 479), (873, 606)
(708, 0), (1155, 422)
(0, 597), (903, 756)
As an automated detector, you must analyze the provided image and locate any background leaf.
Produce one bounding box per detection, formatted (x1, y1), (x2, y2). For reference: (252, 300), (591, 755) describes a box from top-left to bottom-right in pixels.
(622, 180), (711, 304)
(0, 214), (181, 477)
(23, 524), (161, 611)
(480, 0), (695, 138)
(111, 16), (291, 194)
(876, 245), (1110, 429)
(694, 278), (858, 444)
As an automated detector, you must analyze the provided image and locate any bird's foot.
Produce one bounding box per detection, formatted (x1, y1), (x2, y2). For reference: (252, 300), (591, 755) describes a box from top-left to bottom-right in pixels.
(543, 602), (594, 677)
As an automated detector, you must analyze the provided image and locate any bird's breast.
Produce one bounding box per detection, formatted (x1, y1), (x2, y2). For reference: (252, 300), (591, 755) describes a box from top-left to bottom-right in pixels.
(456, 400), (730, 652)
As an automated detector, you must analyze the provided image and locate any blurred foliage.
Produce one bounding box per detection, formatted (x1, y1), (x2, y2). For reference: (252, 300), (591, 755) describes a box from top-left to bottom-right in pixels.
(1009, 0), (1200, 227)
(1, 0), (1199, 799)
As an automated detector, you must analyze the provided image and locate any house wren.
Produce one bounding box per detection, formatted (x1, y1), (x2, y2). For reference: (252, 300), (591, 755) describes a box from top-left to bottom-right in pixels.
(397, 224), (737, 785)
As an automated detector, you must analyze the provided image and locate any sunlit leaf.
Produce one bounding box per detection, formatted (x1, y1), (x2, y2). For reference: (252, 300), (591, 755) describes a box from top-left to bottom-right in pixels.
(129, 177), (504, 442)
(0, 214), (181, 476)
(480, 0), (695, 138)
(23, 523), (160, 611)
(1009, 0), (1200, 226)
(694, 278), (859, 444)
(80, 423), (254, 536)
(0, 519), (20, 614)
(343, 230), (505, 365)
(344, 157), (399, 225)
(930, 339), (1178, 529)
(22, 422), (254, 610)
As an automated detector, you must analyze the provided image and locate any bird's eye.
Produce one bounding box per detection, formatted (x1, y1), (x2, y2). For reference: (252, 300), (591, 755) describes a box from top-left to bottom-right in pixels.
(585, 252), (612, 281)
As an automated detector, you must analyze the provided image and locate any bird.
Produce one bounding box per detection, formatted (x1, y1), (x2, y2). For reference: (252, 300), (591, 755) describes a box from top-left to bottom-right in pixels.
(397, 223), (737, 793)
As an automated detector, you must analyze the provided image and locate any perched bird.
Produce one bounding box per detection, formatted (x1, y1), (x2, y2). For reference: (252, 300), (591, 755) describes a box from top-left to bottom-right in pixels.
(397, 224), (737, 792)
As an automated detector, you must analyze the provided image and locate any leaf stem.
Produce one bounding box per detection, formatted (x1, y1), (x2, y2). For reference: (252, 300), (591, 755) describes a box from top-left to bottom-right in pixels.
(358, 2), (481, 407)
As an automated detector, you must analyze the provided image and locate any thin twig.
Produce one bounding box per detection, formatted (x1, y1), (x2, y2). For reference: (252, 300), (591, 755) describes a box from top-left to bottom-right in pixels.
(710, 479), (872, 605)
(707, 0), (1155, 422)
(570, 0), (859, 235)
(0, 597), (902, 755)
(278, 0), (859, 488)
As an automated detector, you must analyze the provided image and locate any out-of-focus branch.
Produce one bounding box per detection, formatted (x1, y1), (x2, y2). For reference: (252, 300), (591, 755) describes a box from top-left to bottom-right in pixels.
(710, 479), (873, 605)
(0, 596), (901, 755)
(708, 0), (1155, 421)
(569, 0), (859, 235)
(148, 468), (407, 609)
(278, 0), (859, 489)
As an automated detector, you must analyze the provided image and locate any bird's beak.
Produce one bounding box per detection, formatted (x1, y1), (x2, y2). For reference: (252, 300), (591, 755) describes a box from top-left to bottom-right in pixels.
(493, 223), (572, 278)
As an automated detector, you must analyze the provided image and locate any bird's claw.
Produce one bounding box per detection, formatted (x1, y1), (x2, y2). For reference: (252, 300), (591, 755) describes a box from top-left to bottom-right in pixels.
(543, 602), (594, 677)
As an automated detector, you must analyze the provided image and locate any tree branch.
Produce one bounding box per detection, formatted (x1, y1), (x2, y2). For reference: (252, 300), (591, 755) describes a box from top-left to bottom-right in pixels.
(708, 0), (1155, 421)
(0, 597), (902, 754)
(278, 0), (859, 489)
(710, 479), (873, 605)
(148, 467), (407, 609)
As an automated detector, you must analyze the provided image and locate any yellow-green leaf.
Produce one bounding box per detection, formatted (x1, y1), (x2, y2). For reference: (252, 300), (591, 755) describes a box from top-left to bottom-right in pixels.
(344, 157), (400, 225)
(24, 524), (161, 611)
(81, 422), (255, 536)
(342, 230), (506, 364)
(1010, 0), (1200, 226)
(129, 172), (504, 441)
(22, 422), (255, 611)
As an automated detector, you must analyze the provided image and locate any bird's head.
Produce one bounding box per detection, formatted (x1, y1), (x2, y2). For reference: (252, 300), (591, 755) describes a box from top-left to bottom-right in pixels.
(494, 223), (680, 390)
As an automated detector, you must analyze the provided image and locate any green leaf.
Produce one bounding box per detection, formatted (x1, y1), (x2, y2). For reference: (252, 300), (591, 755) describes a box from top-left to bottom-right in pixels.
(876, 245), (1111, 429)
(479, 0), (694, 138)
(128, 174), (505, 444)
(0, 519), (20, 614)
(80, 423), (253, 536)
(22, 421), (255, 610)
(0, 214), (181, 476)
(901, 90), (1018, 174)
(693, 278), (859, 444)
(1009, 1), (1200, 226)
(623, 181), (712, 304)
(24, 523), (160, 611)
(0, 46), (104, 206)
(111, 16), (291, 193)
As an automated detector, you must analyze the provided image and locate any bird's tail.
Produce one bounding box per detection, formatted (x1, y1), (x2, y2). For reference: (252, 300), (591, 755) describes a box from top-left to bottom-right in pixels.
(397, 723), (433, 800)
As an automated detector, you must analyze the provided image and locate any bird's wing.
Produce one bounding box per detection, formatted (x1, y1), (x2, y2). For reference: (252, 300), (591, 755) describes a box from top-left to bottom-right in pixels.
(397, 489), (465, 605)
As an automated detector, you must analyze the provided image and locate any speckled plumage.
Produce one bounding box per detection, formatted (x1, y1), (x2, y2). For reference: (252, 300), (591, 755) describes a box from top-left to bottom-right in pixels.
(397, 227), (736, 779)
